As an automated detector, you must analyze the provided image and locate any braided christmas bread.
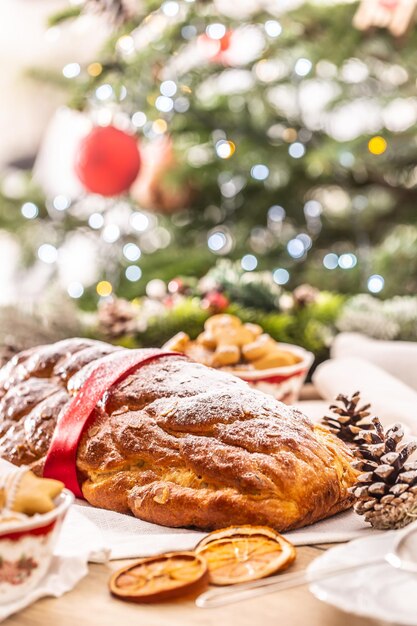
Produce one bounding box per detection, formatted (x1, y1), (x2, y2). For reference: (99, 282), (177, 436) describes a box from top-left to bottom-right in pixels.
(0, 338), (356, 531)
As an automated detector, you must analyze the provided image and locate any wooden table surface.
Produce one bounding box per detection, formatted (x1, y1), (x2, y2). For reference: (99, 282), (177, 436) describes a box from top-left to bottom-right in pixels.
(7, 546), (381, 626)
(6, 385), (382, 626)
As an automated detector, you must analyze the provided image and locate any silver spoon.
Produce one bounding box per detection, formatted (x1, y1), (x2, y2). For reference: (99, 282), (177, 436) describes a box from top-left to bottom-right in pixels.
(196, 520), (417, 609)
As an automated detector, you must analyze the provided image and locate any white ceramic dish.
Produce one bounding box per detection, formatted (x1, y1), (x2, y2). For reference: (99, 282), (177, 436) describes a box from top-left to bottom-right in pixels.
(0, 489), (74, 604)
(309, 532), (417, 626)
(231, 343), (315, 403)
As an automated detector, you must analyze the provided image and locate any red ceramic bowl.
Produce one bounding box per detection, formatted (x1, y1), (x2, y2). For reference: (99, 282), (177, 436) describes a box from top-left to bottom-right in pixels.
(0, 489), (73, 604)
(231, 343), (314, 404)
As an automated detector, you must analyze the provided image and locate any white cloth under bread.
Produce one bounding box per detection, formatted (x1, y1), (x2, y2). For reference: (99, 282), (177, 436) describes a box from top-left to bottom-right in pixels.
(58, 500), (372, 561)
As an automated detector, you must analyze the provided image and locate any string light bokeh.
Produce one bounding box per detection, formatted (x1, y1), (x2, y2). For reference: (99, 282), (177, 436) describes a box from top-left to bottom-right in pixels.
(2, 0), (417, 305)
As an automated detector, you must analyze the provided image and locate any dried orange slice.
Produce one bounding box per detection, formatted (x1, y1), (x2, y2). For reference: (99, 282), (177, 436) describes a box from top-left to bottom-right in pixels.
(195, 525), (296, 586)
(109, 552), (209, 603)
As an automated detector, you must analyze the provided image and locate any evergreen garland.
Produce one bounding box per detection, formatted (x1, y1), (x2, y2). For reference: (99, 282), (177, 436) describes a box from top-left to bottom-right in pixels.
(204, 261), (281, 311)
(338, 294), (417, 341)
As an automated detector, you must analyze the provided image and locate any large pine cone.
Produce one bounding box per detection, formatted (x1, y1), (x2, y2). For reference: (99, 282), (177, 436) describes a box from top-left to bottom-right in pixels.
(351, 418), (417, 529)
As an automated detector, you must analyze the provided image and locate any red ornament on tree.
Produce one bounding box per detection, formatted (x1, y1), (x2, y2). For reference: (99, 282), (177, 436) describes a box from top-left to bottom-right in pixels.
(197, 30), (233, 63)
(75, 126), (141, 196)
(201, 290), (230, 312)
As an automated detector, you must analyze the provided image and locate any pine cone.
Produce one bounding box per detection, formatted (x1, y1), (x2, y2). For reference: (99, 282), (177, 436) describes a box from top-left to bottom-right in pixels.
(98, 298), (138, 339)
(322, 391), (373, 443)
(351, 417), (417, 530)
(293, 284), (319, 308)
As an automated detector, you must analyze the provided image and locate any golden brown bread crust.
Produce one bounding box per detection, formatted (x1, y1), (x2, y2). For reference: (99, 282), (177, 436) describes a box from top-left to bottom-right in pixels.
(0, 338), (357, 531)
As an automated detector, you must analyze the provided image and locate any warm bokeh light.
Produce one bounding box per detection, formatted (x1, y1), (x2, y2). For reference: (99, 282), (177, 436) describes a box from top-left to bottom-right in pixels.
(368, 136), (387, 155)
(216, 140), (235, 159)
(87, 62), (103, 77)
(152, 119), (168, 134)
(282, 128), (298, 142)
(96, 280), (113, 297)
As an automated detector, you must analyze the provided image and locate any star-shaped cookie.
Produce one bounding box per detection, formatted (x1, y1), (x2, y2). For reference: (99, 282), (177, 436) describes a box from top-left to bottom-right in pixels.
(1, 471), (64, 516)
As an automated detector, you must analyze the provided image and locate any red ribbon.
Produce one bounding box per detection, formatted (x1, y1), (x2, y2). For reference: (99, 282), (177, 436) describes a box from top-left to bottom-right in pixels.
(43, 348), (180, 498)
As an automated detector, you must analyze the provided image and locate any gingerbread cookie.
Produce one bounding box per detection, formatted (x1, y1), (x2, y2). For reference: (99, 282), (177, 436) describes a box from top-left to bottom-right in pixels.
(0, 469), (64, 517)
(163, 331), (191, 353)
(242, 334), (276, 361)
(203, 315), (259, 367)
(251, 350), (300, 370)
(163, 313), (302, 371)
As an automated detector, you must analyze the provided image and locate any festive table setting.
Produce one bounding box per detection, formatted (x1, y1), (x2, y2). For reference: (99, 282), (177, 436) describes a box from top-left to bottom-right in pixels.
(3, 0), (417, 623)
(1, 320), (417, 624)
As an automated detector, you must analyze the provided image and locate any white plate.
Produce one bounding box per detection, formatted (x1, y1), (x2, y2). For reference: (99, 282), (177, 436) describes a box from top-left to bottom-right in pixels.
(309, 532), (417, 625)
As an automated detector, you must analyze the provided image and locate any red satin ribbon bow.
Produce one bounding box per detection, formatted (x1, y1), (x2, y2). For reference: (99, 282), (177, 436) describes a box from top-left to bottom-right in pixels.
(43, 348), (179, 498)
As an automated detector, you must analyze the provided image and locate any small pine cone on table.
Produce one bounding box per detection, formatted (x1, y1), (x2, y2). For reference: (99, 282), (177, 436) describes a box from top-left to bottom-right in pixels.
(351, 417), (417, 530)
(292, 284), (319, 307)
(322, 391), (373, 444)
(98, 297), (138, 339)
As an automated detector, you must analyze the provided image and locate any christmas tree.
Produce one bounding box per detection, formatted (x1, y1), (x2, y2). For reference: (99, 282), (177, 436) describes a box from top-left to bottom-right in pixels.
(2, 0), (417, 307)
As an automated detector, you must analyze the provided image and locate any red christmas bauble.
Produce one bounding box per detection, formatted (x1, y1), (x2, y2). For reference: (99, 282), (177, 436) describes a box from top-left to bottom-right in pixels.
(198, 30), (233, 63)
(379, 0), (399, 9)
(201, 290), (230, 312)
(218, 31), (233, 54)
(75, 126), (141, 196)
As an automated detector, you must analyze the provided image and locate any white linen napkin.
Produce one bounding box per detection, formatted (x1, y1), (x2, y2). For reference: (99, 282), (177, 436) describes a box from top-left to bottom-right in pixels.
(293, 400), (328, 422)
(332, 333), (417, 391)
(313, 356), (417, 435)
(57, 502), (207, 562)
(56, 501), (372, 563)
